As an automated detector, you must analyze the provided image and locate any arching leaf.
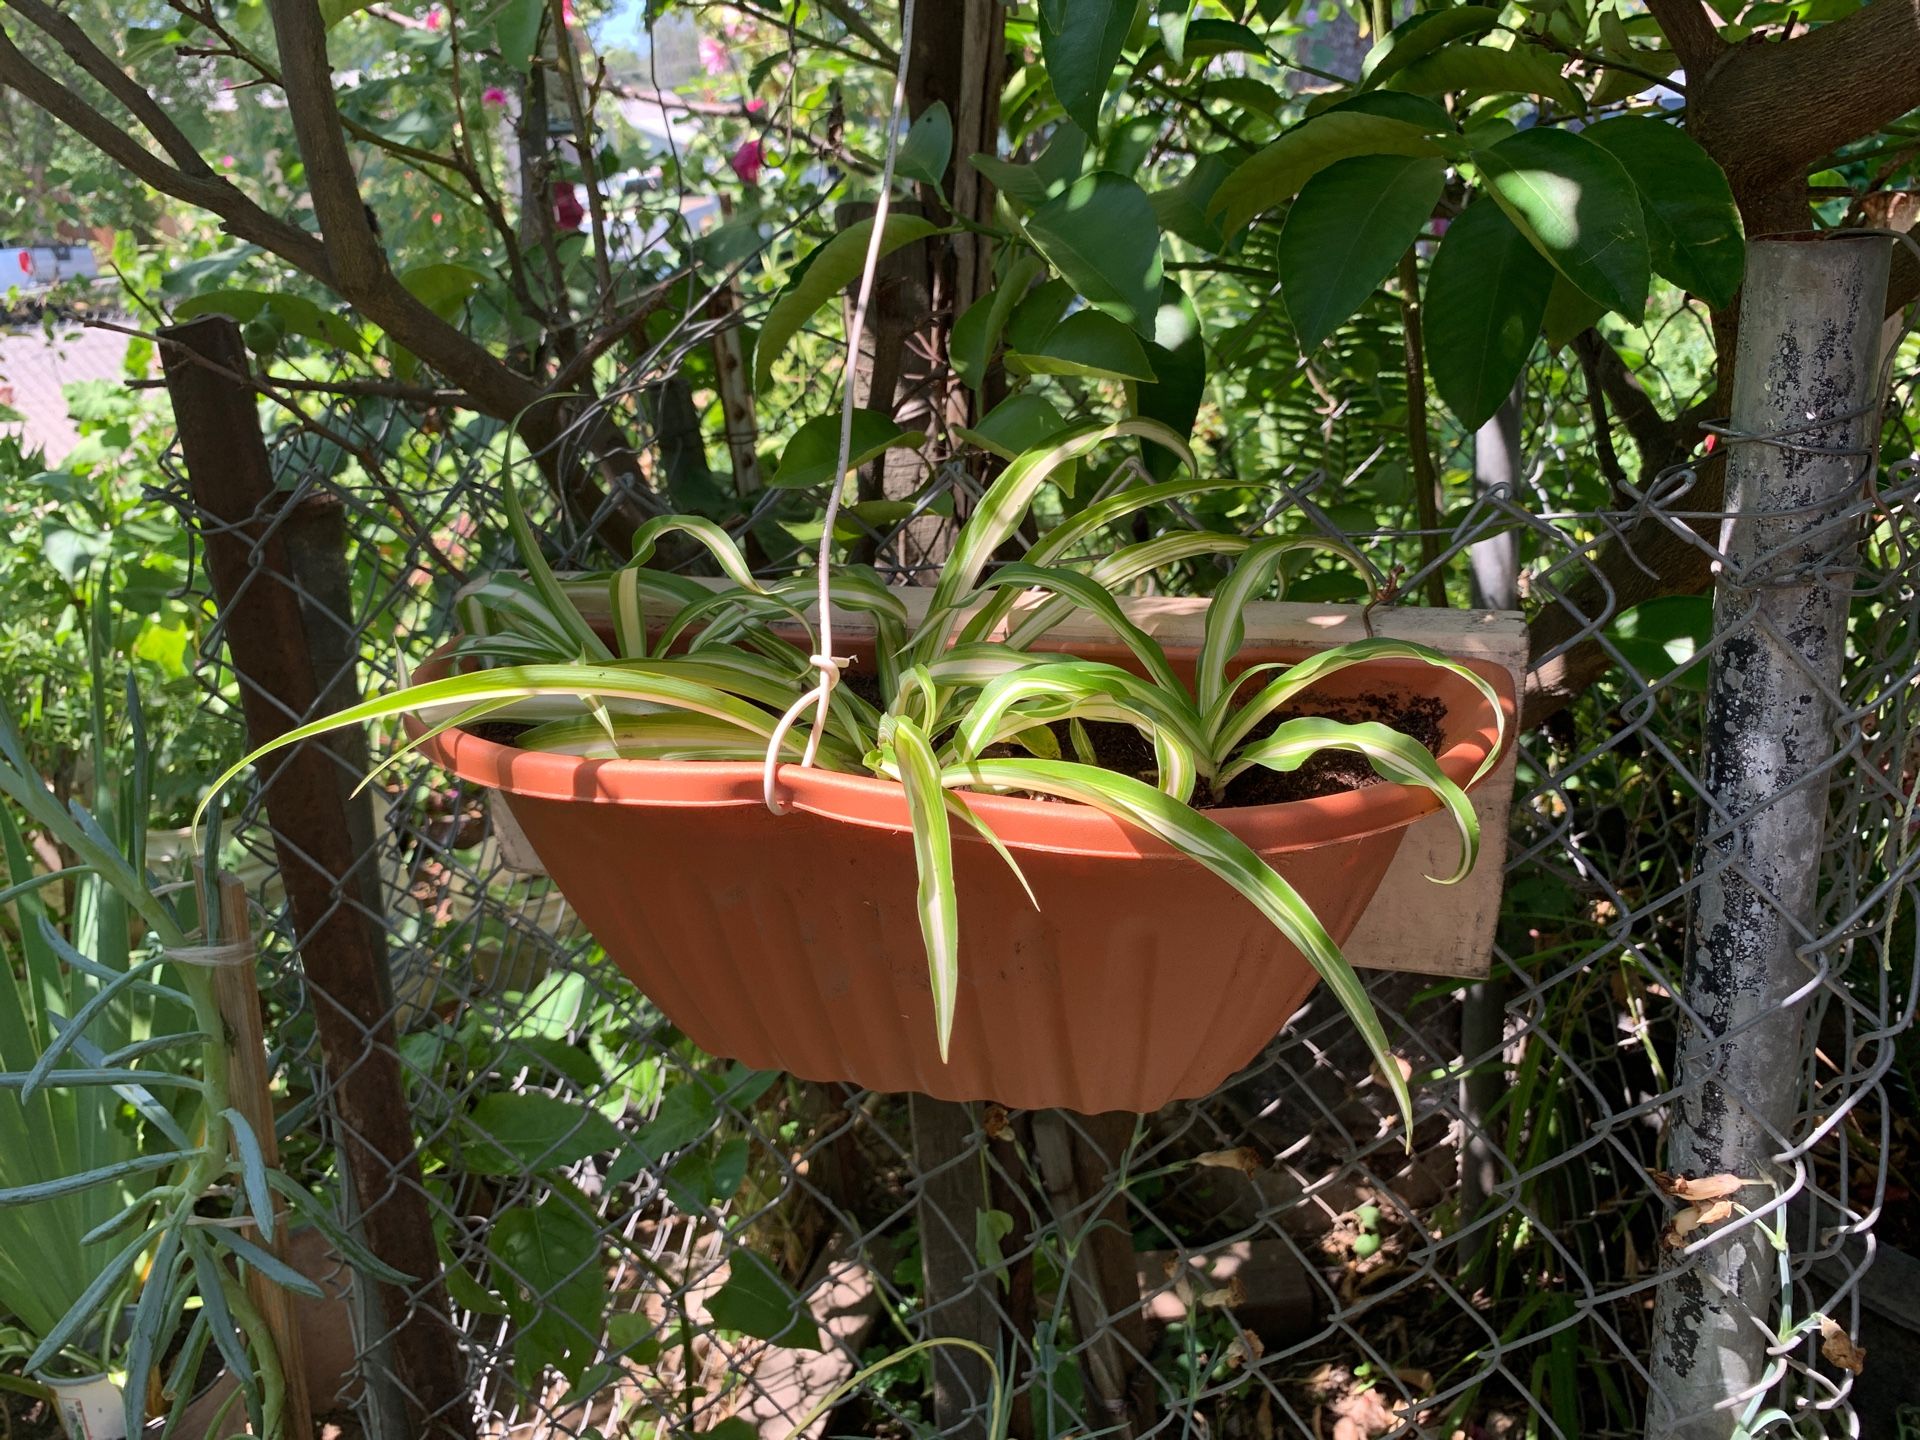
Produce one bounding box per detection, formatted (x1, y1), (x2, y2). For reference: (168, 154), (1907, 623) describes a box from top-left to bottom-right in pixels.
(1212, 113), (1448, 237)
(1359, 6), (1501, 89)
(1026, 172), (1165, 335)
(1584, 116), (1744, 309)
(1038, 0), (1134, 137)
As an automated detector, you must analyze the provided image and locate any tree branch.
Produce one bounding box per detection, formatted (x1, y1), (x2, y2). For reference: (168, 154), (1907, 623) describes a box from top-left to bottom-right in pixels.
(1644, 0), (1726, 74)
(1691, 0), (1920, 201)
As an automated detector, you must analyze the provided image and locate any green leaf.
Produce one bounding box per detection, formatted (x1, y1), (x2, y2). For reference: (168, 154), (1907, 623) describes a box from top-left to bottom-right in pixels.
(1004, 278), (1076, 354)
(460, 1093), (621, 1176)
(952, 253), (1046, 394)
(897, 102), (954, 187)
(969, 125), (1087, 207)
(1026, 172), (1165, 336)
(1474, 127), (1651, 320)
(886, 716), (961, 1060)
(1211, 114), (1448, 237)
(319, 0), (373, 25)
(490, 1197), (607, 1386)
(1359, 6), (1501, 89)
(1583, 116), (1744, 309)
(1423, 199), (1553, 431)
(706, 1251), (823, 1349)
(399, 261), (489, 322)
(976, 1208), (1015, 1288)
(1279, 153), (1446, 350)
(956, 392), (1071, 460)
(199, 1225), (326, 1299)
(664, 1135), (749, 1211)
(489, 0), (545, 73)
(1134, 281), (1206, 478)
(754, 216), (943, 388)
(1149, 152), (1233, 252)
(1542, 272), (1605, 351)
(1386, 41), (1581, 108)
(223, 1107), (275, 1243)
(1038, 0), (1133, 137)
(772, 409), (926, 489)
(172, 289), (363, 355)
(1005, 308), (1158, 381)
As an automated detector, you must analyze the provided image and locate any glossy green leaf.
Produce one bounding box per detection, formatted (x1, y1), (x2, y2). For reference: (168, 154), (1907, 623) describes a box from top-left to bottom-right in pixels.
(1026, 172), (1165, 336)
(1134, 281), (1207, 478)
(173, 289), (363, 355)
(1474, 127), (1650, 320)
(1005, 308), (1158, 382)
(897, 101), (954, 187)
(1583, 116), (1744, 309)
(969, 125), (1087, 206)
(398, 261), (489, 321)
(1359, 6), (1501, 88)
(1423, 199), (1554, 431)
(706, 1251), (824, 1350)
(1149, 152), (1233, 252)
(1212, 113), (1448, 237)
(771, 409), (927, 490)
(754, 216), (943, 388)
(952, 253), (1046, 394)
(1386, 41), (1581, 108)
(1038, 0), (1133, 137)
(955, 392), (1071, 460)
(1279, 154), (1446, 350)
(460, 1093), (621, 1176)
(1542, 272), (1606, 351)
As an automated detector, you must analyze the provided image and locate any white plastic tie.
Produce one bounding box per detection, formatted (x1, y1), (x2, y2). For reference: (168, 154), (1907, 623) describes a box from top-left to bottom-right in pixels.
(162, 941), (253, 969)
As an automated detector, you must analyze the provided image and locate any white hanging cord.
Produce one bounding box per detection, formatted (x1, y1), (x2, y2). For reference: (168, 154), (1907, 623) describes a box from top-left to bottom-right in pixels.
(762, 0), (919, 815)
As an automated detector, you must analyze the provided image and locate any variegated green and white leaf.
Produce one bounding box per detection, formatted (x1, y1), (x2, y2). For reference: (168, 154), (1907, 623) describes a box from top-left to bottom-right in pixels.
(955, 563), (1183, 694)
(1212, 638), (1506, 777)
(1196, 537), (1380, 718)
(501, 476), (612, 662)
(1003, 533), (1256, 655)
(885, 717), (962, 1061)
(1217, 717), (1478, 882)
(911, 418), (1197, 666)
(198, 664), (824, 831)
(942, 757), (1412, 1136)
(952, 662), (1210, 792)
(517, 712), (839, 765)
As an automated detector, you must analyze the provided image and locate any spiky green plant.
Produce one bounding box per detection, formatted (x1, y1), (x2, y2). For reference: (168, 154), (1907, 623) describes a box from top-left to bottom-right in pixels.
(207, 419), (1507, 1134)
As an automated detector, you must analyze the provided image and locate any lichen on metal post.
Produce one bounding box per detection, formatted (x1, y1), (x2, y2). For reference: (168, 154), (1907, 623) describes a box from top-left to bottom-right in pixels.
(1647, 234), (1893, 1439)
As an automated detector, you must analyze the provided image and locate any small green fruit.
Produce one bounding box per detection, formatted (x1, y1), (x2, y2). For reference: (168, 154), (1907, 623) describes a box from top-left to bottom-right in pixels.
(1353, 1231), (1382, 1259)
(1356, 1203), (1382, 1229)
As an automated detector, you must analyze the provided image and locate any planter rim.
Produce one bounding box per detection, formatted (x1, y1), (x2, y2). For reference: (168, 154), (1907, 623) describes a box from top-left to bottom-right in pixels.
(408, 635), (1514, 861)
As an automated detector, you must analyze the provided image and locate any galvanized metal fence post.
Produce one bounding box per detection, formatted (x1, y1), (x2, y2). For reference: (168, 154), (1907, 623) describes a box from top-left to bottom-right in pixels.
(1647, 233), (1892, 1439)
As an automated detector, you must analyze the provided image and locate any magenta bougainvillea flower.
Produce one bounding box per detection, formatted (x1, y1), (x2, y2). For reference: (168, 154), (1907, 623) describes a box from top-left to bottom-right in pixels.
(729, 139), (764, 184)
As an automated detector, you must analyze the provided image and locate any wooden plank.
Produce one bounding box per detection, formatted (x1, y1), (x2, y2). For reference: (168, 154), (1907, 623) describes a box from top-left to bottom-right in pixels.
(203, 868), (316, 1440)
(909, 1096), (999, 1440)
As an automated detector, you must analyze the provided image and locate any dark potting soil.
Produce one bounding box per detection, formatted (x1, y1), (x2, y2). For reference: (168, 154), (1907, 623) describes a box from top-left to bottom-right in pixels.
(467, 674), (1446, 810)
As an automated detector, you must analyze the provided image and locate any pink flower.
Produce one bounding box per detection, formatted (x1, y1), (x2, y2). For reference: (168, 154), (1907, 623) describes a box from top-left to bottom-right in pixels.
(432, 211), (443, 225)
(552, 182), (585, 230)
(561, 0), (574, 22)
(425, 6), (442, 28)
(746, 97), (765, 115)
(482, 86), (508, 106)
(699, 34), (728, 75)
(221, 154), (236, 169)
(729, 139), (764, 184)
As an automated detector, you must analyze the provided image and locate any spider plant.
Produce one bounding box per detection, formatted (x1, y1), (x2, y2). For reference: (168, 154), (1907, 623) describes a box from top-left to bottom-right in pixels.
(205, 418), (1506, 1134)
(0, 624), (394, 1438)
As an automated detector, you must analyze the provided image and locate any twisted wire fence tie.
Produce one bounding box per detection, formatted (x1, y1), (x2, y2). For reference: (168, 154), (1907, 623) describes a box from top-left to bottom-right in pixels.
(761, 0), (916, 817)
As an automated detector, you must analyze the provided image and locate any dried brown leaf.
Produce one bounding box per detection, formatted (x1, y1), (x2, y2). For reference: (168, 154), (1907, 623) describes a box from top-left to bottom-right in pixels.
(981, 1104), (1013, 1142)
(1195, 1146), (1263, 1176)
(1819, 1316), (1866, 1374)
(1651, 1170), (1757, 1202)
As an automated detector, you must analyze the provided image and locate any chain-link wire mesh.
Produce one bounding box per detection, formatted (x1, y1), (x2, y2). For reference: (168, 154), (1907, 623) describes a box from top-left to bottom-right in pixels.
(126, 235), (1920, 1440)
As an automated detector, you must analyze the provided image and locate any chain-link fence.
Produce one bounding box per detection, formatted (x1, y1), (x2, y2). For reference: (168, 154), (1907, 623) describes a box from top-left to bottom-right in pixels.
(128, 227), (1920, 1440)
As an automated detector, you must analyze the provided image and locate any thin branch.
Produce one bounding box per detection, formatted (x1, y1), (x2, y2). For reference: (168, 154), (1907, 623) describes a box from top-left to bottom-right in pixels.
(810, 0), (899, 66)
(1572, 327), (1683, 464)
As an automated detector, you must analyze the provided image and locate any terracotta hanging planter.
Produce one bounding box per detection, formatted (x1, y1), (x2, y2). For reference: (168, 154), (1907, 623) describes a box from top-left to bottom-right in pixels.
(407, 627), (1514, 1114)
